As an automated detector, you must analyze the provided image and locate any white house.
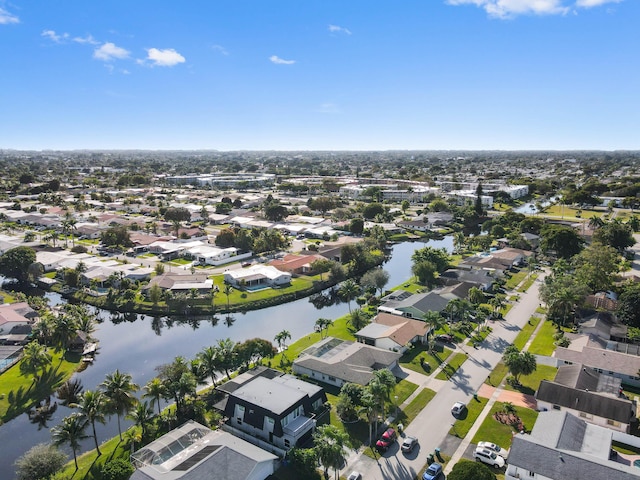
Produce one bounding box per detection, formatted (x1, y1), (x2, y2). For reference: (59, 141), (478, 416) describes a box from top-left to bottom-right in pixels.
(224, 265), (291, 289)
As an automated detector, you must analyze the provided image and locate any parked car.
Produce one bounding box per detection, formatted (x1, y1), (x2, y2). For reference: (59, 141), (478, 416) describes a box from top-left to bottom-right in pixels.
(435, 334), (453, 343)
(347, 472), (362, 480)
(473, 447), (506, 468)
(401, 436), (419, 453)
(451, 401), (466, 416)
(422, 462), (443, 480)
(477, 441), (508, 459)
(375, 428), (397, 451)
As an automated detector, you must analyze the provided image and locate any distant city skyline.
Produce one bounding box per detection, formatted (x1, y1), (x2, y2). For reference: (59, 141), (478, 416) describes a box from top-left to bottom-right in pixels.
(1, 1), (637, 151)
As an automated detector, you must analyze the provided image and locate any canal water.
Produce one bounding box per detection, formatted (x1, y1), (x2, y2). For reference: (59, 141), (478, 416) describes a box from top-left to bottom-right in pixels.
(0, 238), (453, 473)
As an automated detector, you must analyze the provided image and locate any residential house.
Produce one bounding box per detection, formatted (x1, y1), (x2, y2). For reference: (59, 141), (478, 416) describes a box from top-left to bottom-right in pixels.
(224, 265), (291, 289)
(577, 312), (628, 342)
(269, 253), (325, 275)
(423, 212), (454, 229)
(554, 345), (640, 388)
(0, 302), (37, 336)
(535, 364), (636, 433)
(130, 420), (278, 480)
(377, 291), (449, 319)
(143, 274), (213, 297)
(396, 219), (431, 233)
(439, 269), (495, 291)
(215, 367), (326, 454)
(505, 411), (640, 480)
(355, 312), (428, 353)
(292, 337), (402, 387)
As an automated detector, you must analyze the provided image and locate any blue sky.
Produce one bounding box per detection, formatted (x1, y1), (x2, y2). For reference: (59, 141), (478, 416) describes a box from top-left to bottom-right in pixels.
(0, 0), (637, 151)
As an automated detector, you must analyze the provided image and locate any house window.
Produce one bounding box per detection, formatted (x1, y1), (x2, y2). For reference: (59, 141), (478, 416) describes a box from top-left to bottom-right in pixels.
(607, 419), (621, 427)
(284, 439), (291, 448)
(328, 376), (336, 382)
(579, 412), (593, 420)
(529, 471), (535, 477)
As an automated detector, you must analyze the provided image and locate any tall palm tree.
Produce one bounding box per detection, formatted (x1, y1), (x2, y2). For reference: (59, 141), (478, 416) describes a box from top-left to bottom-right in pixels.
(74, 389), (107, 456)
(313, 424), (350, 480)
(52, 313), (79, 352)
(338, 279), (360, 314)
(100, 370), (139, 441)
(422, 311), (444, 350)
(143, 377), (167, 416)
(222, 283), (233, 311)
(20, 341), (52, 384)
(196, 346), (221, 387)
(453, 231), (466, 254)
(216, 338), (237, 380)
(315, 317), (333, 339)
(274, 329), (291, 352)
(369, 369), (396, 420)
(51, 412), (88, 471)
(126, 400), (154, 440)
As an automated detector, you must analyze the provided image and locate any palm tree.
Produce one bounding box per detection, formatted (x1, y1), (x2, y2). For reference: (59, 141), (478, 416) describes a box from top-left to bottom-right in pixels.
(51, 412), (88, 470)
(126, 401), (154, 440)
(52, 313), (79, 352)
(143, 377), (167, 416)
(197, 346), (221, 387)
(56, 378), (84, 407)
(274, 329), (291, 352)
(216, 338), (237, 381)
(223, 283), (233, 311)
(74, 389), (107, 456)
(589, 215), (605, 230)
(100, 370), (139, 441)
(19, 341), (52, 384)
(338, 279), (360, 314)
(422, 311), (444, 349)
(369, 369), (396, 420)
(453, 231), (466, 254)
(313, 424), (350, 480)
(315, 317), (333, 339)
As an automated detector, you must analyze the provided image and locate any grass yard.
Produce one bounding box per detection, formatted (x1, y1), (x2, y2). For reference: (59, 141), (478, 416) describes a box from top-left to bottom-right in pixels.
(391, 280), (426, 294)
(471, 402), (539, 449)
(212, 275), (315, 307)
(0, 349), (81, 423)
(485, 362), (510, 386)
(449, 396), (489, 438)
(528, 320), (559, 356)
(436, 352), (468, 381)
(504, 365), (558, 396)
(505, 270), (528, 290)
(512, 316), (541, 351)
(400, 344), (452, 375)
(517, 274), (538, 292)
(397, 388), (437, 427)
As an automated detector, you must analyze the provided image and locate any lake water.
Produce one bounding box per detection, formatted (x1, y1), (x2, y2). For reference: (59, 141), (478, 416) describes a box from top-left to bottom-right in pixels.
(0, 238), (452, 473)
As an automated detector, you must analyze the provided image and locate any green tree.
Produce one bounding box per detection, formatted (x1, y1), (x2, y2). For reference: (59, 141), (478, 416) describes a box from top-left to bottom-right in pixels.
(412, 246), (450, 273)
(540, 224), (584, 259)
(369, 369), (396, 419)
(196, 346), (221, 388)
(412, 259), (437, 286)
(572, 242), (620, 292)
(149, 283), (162, 305)
(156, 357), (197, 417)
(216, 338), (238, 380)
(593, 220), (635, 253)
(468, 287), (486, 305)
(143, 377), (167, 416)
(14, 443), (67, 480)
(101, 370), (139, 441)
(617, 283), (640, 328)
(448, 459), (497, 480)
(540, 273), (589, 327)
(315, 317), (333, 339)
(51, 413), (88, 471)
(0, 246), (36, 284)
(360, 268), (390, 296)
(126, 400), (154, 440)
(338, 279), (360, 313)
(362, 202), (385, 220)
(502, 346), (537, 384)
(74, 389), (107, 456)
(349, 217), (365, 235)
(100, 225), (133, 248)
(311, 258), (334, 282)
(274, 329), (291, 351)
(313, 424), (350, 480)
(401, 200), (410, 213)
(20, 341), (52, 383)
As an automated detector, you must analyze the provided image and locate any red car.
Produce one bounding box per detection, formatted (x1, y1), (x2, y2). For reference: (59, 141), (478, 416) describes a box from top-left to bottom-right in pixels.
(375, 428), (397, 451)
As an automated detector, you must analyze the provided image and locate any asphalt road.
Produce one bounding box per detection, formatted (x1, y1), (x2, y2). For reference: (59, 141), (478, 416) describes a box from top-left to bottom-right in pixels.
(343, 274), (545, 480)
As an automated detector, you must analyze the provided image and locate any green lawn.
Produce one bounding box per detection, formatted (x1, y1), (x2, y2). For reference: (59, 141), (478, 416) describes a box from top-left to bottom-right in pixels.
(471, 402), (539, 448)
(397, 388), (436, 427)
(0, 348), (81, 423)
(435, 352), (468, 380)
(54, 432), (131, 480)
(485, 362), (510, 386)
(512, 316), (541, 351)
(450, 396), (489, 438)
(400, 344), (452, 375)
(505, 270), (528, 290)
(517, 274), (538, 293)
(504, 365), (558, 396)
(528, 320), (559, 356)
(391, 280), (426, 294)
(212, 275), (315, 307)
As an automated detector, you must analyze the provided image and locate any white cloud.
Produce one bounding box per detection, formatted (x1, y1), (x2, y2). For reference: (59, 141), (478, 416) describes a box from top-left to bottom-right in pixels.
(145, 48), (186, 67)
(93, 42), (130, 62)
(317, 102), (341, 114)
(73, 35), (99, 45)
(328, 24), (352, 35)
(446, 0), (570, 18)
(0, 7), (19, 24)
(269, 55), (295, 65)
(211, 44), (229, 55)
(575, 0), (621, 7)
(41, 30), (69, 43)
